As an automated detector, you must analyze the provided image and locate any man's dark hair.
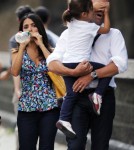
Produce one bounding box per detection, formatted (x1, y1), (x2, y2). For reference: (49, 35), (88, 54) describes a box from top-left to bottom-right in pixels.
(35, 6), (50, 24)
(15, 5), (34, 21)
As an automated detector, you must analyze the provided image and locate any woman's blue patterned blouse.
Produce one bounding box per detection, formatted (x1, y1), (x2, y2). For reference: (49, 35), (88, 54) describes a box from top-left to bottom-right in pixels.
(18, 51), (58, 112)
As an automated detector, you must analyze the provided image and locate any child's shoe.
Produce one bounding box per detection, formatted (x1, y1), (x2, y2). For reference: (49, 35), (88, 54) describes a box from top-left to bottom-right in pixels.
(88, 92), (102, 115)
(56, 120), (76, 139)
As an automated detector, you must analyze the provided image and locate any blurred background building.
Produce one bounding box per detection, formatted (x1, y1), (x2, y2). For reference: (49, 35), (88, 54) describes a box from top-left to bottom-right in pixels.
(0, 0), (134, 58)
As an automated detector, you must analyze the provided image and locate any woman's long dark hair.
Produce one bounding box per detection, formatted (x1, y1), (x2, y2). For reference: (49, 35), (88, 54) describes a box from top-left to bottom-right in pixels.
(19, 13), (51, 59)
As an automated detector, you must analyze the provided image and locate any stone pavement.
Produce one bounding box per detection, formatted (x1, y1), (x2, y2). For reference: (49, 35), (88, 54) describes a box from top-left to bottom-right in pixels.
(1, 124), (134, 150)
(0, 126), (66, 150)
(0, 51), (10, 68)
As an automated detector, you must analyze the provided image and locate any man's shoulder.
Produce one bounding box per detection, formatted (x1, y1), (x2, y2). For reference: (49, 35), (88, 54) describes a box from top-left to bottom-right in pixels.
(9, 34), (18, 50)
(109, 28), (122, 35)
(46, 29), (59, 39)
(60, 28), (68, 37)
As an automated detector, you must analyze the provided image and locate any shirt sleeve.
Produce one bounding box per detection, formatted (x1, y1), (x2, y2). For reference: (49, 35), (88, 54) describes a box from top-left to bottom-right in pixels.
(46, 29), (68, 65)
(88, 23), (100, 37)
(8, 35), (18, 65)
(9, 36), (18, 50)
(109, 29), (128, 73)
(46, 30), (59, 48)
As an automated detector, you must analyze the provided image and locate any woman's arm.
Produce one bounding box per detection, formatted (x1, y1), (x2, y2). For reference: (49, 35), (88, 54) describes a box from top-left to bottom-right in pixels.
(13, 76), (21, 98)
(11, 43), (27, 76)
(39, 43), (50, 59)
(31, 32), (51, 59)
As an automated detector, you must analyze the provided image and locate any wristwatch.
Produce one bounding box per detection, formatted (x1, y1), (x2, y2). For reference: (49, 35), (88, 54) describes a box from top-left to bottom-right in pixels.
(90, 71), (98, 80)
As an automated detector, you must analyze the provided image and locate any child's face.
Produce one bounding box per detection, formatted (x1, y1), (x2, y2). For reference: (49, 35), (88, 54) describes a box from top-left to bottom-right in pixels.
(87, 10), (94, 22)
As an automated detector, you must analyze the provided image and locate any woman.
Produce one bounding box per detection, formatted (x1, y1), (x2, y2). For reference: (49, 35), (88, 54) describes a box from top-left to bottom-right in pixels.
(11, 13), (60, 150)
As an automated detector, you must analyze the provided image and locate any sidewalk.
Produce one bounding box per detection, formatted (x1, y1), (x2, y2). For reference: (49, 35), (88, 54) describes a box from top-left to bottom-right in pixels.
(0, 126), (66, 150)
(0, 51), (10, 68)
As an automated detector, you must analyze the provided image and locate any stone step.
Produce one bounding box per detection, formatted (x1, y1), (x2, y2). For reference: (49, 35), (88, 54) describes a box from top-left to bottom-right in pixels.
(115, 102), (134, 125)
(112, 121), (134, 145)
(115, 78), (134, 104)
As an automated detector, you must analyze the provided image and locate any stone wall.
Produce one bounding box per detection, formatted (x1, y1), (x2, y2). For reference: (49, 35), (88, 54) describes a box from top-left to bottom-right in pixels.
(112, 61), (134, 145)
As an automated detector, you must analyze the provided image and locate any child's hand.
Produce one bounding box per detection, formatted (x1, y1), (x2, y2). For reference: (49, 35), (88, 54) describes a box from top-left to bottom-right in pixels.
(104, 2), (110, 13)
(93, 2), (108, 11)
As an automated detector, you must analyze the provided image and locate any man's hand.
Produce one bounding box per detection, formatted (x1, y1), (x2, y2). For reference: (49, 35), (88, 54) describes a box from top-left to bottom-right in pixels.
(73, 61), (93, 77)
(0, 62), (2, 71)
(73, 74), (93, 93)
(0, 68), (11, 80)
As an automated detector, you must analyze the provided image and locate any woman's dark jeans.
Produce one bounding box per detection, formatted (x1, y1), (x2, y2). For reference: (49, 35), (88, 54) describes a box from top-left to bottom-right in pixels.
(17, 108), (60, 150)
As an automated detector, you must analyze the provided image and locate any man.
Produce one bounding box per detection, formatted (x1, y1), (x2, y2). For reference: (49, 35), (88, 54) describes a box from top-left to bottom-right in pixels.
(35, 6), (59, 48)
(47, 0), (128, 149)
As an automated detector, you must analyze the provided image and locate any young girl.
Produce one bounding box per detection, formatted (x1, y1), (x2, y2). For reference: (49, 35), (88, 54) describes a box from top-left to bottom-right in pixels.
(47, 0), (110, 138)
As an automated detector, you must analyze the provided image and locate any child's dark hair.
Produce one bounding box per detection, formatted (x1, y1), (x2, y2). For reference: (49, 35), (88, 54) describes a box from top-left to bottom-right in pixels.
(62, 0), (93, 25)
(19, 13), (51, 59)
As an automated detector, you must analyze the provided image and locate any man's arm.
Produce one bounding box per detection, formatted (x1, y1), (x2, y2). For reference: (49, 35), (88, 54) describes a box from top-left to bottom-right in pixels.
(73, 62), (118, 92)
(95, 61), (118, 78)
(48, 60), (93, 77)
(47, 29), (92, 76)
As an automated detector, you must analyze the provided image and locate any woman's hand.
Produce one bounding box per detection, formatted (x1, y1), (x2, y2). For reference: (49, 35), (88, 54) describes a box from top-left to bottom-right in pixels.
(19, 39), (30, 50)
(31, 32), (43, 46)
(30, 32), (50, 58)
(73, 61), (93, 77)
